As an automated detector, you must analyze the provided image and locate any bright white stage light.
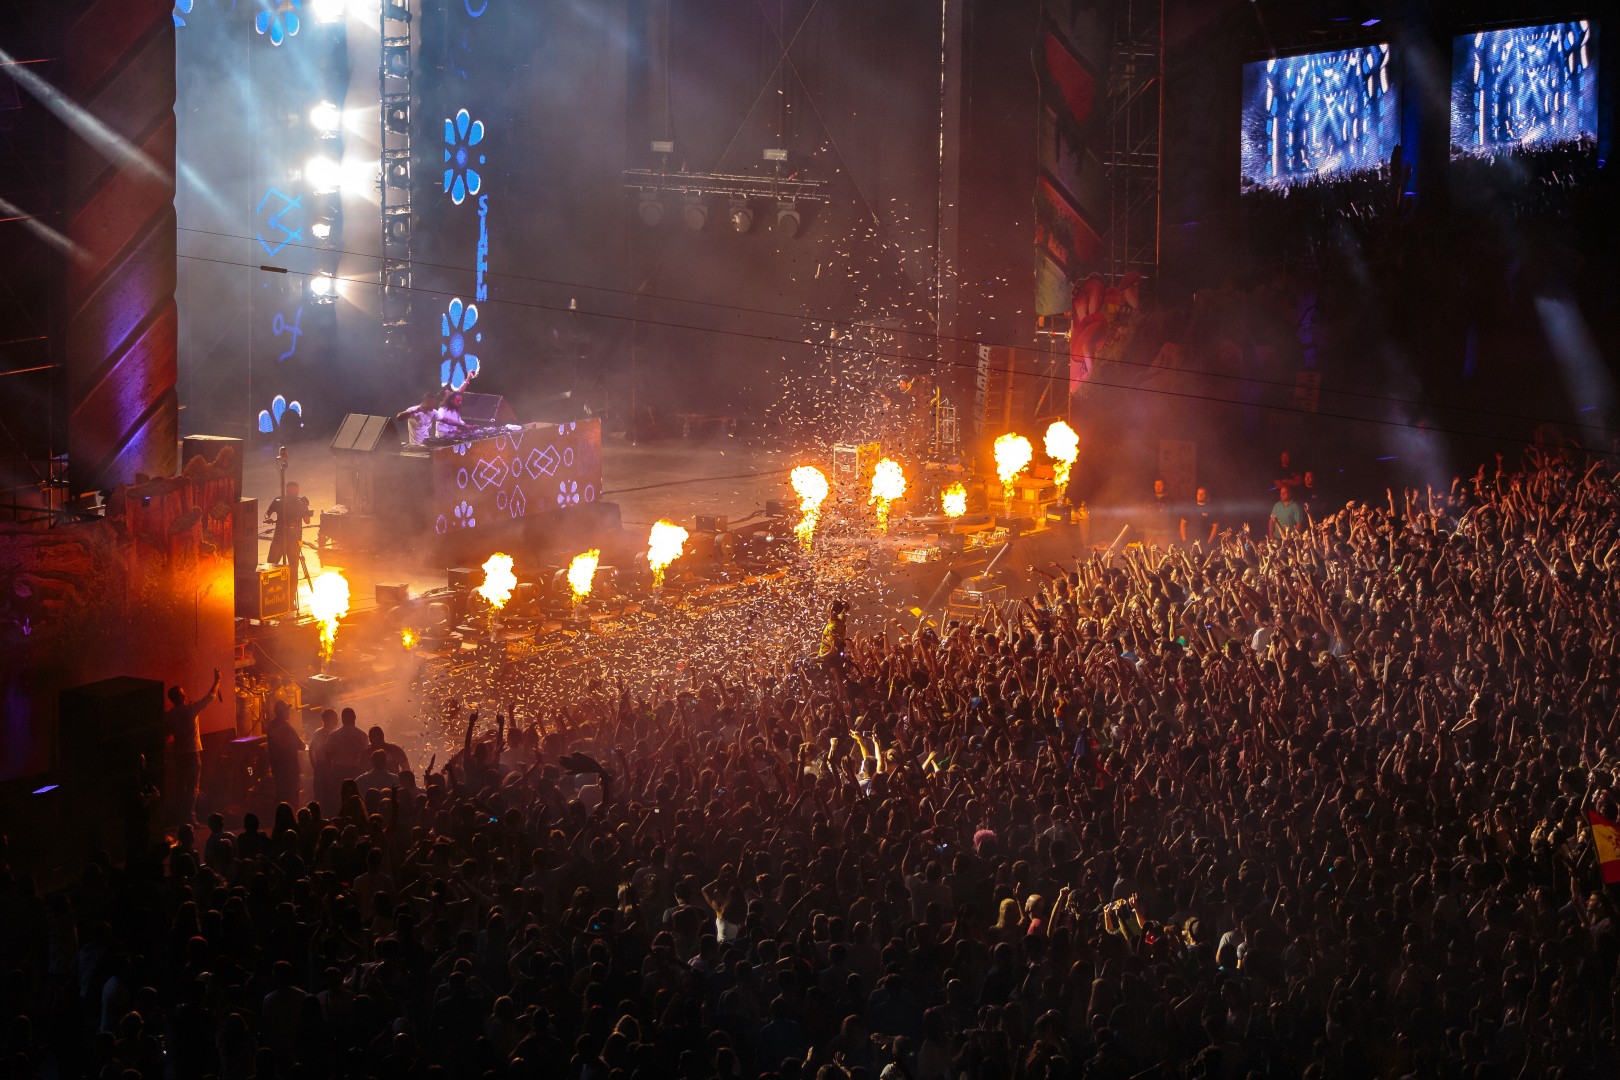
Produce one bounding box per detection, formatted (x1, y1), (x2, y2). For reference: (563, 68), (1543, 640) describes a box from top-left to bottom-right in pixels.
(310, 272), (336, 300)
(310, 101), (342, 136)
(310, 0), (347, 23)
(304, 155), (342, 194)
(311, 222), (333, 240)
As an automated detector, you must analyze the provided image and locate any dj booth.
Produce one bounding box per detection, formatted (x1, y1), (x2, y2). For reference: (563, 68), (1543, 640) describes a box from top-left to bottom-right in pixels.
(327, 394), (607, 558)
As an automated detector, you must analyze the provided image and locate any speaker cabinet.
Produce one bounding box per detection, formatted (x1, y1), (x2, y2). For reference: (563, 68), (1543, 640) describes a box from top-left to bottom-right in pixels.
(183, 435), (244, 491)
(59, 677), (166, 779)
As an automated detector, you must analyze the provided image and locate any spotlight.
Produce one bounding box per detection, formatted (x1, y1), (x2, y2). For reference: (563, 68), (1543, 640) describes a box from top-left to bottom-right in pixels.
(310, 0), (346, 22)
(385, 102), (410, 135)
(683, 193), (709, 231)
(304, 155), (342, 194)
(728, 198), (754, 233)
(383, 44), (410, 78)
(311, 197), (340, 242)
(775, 200), (801, 237)
(309, 272), (337, 304)
(637, 194), (664, 227)
(385, 156), (410, 188)
(383, 0), (413, 22)
(310, 100), (342, 137)
(386, 213), (412, 242)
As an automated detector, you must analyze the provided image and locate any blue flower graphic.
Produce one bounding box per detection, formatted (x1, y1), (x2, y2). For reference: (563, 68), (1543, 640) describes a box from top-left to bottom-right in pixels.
(440, 297), (482, 390)
(453, 501), (477, 529)
(173, 0), (194, 27)
(443, 108), (486, 206)
(257, 395), (303, 434)
(256, 0), (302, 46)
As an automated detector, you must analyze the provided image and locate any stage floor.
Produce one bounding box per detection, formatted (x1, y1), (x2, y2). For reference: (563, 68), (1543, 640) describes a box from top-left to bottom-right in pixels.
(243, 431), (790, 608)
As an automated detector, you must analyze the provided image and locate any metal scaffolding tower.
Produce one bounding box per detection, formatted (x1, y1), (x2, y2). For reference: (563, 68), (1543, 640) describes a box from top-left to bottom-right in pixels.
(1103, 0), (1163, 282)
(379, 0), (414, 354)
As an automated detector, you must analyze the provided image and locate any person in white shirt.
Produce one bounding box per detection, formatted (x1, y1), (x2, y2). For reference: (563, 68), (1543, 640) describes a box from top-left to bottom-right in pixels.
(395, 391), (441, 445)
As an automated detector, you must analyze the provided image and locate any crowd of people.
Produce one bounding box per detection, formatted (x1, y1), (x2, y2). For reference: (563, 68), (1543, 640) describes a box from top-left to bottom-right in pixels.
(5, 447), (1620, 1080)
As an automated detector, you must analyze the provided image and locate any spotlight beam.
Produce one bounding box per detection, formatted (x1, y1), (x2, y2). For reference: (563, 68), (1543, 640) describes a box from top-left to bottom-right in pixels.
(0, 46), (172, 188)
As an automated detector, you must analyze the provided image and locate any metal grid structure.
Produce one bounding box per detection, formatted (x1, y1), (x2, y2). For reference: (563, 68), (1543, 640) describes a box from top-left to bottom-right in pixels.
(1103, 0), (1163, 282)
(379, 0), (414, 353)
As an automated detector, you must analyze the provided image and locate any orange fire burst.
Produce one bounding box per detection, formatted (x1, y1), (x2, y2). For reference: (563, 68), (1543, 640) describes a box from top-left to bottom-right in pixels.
(1044, 420), (1079, 493)
(309, 569), (350, 663)
(790, 465), (831, 548)
(942, 483), (967, 518)
(993, 433), (1033, 503)
(567, 549), (601, 601)
(477, 552), (517, 610)
(869, 458), (906, 534)
(400, 628), (417, 649)
(647, 520), (688, 587)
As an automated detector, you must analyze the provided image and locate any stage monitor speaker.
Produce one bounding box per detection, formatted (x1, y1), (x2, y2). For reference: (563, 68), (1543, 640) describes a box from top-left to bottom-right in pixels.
(59, 677), (165, 779)
(376, 583), (410, 607)
(447, 566), (478, 589)
(765, 499), (788, 518)
(239, 564), (292, 620)
(458, 393), (516, 425)
(183, 435), (244, 491)
(306, 673), (343, 708)
(695, 515), (726, 534)
(331, 413), (400, 453)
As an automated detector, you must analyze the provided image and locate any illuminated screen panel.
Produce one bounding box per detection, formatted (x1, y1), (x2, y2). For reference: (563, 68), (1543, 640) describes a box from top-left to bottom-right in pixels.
(432, 419), (603, 537)
(1451, 21), (1598, 158)
(1241, 44), (1399, 191)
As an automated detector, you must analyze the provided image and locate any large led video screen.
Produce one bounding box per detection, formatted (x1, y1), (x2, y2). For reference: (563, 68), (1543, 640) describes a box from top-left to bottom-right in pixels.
(1241, 45), (1398, 191)
(1451, 22), (1598, 158)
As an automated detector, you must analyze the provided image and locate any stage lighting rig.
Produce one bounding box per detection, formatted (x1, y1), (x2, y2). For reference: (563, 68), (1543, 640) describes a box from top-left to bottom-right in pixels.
(310, 100), (342, 137)
(385, 209), (411, 242)
(775, 199), (801, 238)
(683, 192), (708, 231)
(305, 155), (342, 194)
(311, 0), (346, 22)
(384, 101), (410, 136)
(310, 195), (341, 242)
(309, 272), (338, 304)
(383, 44), (409, 78)
(625, 155), (830, 233)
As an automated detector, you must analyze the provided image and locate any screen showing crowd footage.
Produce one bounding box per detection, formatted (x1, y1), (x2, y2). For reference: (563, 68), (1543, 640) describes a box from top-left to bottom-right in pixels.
(1241, 44), (1398, 191)
(1451, 21), (1598, 158)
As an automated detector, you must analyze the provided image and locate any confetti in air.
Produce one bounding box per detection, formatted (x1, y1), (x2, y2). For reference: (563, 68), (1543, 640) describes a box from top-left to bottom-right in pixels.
(869, 458), (906, 534)
(477, 552), (517, 610)
(647, 521), (689, 588)
(1044, 421), (1079, 494)
(942, 482), (967, 518)
(791, 465), (831, 548)
(994, 433), (1033, 504)
(309, 570), (350, 663)
(568, 549), (601, 601)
